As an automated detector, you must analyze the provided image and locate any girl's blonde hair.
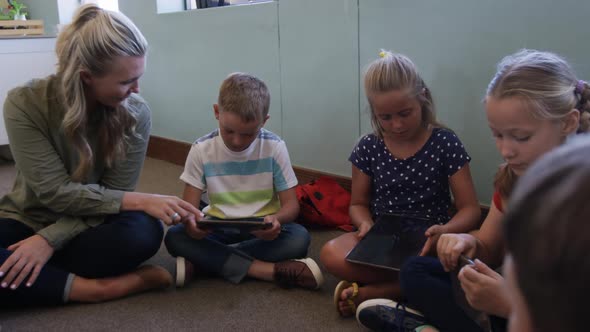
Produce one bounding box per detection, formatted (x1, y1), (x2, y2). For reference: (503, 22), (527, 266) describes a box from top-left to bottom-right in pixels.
(487, 49), (589, 198)
(55, 4), (148, 181)
(364, 50), (442, 138)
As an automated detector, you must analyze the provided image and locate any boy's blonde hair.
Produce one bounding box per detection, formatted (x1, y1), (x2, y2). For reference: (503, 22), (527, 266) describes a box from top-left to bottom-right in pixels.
(364, 50), (442, 138)
(487, 49), (589, 198)
(55, 4), (148, 181)
(218, 72), (270, 122)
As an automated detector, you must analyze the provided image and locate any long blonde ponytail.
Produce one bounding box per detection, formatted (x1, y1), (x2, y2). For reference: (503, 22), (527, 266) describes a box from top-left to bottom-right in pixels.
(55, 4), (147, 181)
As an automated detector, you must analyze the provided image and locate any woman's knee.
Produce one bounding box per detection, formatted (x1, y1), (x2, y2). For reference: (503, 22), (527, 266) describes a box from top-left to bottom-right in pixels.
(115, 212), (163, 259)
(163, 224), (187, 256)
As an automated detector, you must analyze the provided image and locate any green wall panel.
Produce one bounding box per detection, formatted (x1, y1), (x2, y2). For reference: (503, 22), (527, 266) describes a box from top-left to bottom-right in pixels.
(279, 0), (359, 176)
(120, 0), (282, 143)
(113, 0), (590, 203)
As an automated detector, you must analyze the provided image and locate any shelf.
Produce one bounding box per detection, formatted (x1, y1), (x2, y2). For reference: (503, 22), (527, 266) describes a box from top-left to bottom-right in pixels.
(0, 20), (44, 36)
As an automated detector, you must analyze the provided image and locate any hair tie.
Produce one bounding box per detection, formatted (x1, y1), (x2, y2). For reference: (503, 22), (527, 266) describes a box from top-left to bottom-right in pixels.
(575, 80), (586, 95)
(379, 51), (386, 58)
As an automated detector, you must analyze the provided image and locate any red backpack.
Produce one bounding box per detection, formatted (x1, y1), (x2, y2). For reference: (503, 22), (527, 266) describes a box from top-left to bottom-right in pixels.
(295, 176), (354, 231)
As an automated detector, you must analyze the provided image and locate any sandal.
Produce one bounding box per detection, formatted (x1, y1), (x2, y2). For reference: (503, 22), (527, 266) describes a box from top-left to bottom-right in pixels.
(333, 280), (359, 316)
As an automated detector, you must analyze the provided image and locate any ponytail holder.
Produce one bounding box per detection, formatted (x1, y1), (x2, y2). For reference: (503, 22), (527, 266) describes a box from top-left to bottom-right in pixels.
(379, 51), (386, 58)
(575, 80), (586, 95)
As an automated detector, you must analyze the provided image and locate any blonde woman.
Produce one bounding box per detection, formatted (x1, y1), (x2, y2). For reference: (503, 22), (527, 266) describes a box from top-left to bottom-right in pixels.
(0, 4), (200, 306)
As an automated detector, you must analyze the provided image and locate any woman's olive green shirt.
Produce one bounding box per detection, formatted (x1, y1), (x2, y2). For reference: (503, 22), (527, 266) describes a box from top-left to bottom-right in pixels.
(0, 75), (151, 249)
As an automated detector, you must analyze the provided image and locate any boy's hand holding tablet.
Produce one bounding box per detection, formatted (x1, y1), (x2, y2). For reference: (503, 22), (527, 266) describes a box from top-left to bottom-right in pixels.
(250, 215), (281, 240)
(182, 212), (211, 240)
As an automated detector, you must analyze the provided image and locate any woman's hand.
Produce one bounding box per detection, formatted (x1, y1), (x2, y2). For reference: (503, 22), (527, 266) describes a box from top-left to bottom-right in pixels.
(419, 224), (447, 256)
(0, 235), (54, 289)
(356, 221), (373, 239)
(458, 259), (511, 317)
(143, 194), (202, 226)
(437, 233), (478, 271)
(251, 215), (281, 241)
(123, 192), (203, 226)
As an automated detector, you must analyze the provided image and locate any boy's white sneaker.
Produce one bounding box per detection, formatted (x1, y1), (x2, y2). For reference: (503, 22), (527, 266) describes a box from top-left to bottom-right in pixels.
(175, 256), (195, 287)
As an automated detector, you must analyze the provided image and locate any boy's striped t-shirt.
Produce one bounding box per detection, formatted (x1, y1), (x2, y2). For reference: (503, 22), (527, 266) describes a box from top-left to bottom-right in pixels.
(180, 128), (298, 218)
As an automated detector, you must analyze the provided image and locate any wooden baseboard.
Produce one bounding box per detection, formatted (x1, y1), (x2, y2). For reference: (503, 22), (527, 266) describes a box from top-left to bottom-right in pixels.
(288, 165), (351, 192)
(147, 135), (191, 167)
(147, 135), (488, 216)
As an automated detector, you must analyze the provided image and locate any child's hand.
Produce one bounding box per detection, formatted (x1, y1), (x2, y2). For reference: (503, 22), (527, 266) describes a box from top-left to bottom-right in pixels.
(356, 221), (373, 239)
(419, 224), (447, 256)
(458, 259), (510, 317)
(436, 233), (477, 271)
(251, 215), (281, 241)
(182, 213), (210, 240)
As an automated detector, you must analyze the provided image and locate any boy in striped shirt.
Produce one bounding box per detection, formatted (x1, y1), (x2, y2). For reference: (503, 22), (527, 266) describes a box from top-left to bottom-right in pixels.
(165, 73), (323, 290)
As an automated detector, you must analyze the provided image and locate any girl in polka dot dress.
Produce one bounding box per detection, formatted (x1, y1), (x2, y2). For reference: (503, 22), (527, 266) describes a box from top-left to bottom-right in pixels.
(320, 50), (482, 317)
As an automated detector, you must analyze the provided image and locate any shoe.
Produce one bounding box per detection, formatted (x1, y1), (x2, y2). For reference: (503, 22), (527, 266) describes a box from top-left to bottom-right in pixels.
(175, 257), (195, 287)
(356, 299), (429, 331)
(333, 280), (359, 316)
(273, 258), (324, 290)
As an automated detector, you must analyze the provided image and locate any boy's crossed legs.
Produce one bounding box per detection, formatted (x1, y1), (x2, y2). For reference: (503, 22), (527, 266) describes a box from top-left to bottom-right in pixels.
(165, 222), (323, 289)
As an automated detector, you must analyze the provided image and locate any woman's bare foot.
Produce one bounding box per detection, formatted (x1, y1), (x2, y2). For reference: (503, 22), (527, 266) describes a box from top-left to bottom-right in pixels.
(69, 265), (173, 303)
(136, 265), (174, 290)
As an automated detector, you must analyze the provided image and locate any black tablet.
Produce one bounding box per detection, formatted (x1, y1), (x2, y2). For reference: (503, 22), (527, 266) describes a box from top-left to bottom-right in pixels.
(197, 217), (271, 231)
(345, 214), (432, 271)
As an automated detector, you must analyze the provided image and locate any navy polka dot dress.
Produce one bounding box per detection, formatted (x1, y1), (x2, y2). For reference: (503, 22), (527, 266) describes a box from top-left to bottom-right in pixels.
(349, 128), (471, 225)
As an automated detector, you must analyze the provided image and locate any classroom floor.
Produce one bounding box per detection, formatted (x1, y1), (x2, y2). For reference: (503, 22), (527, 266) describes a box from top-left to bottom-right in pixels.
(0, 157), (360, 331)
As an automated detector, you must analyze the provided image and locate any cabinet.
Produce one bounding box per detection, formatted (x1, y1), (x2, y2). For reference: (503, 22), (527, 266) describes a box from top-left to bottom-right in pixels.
(0, 37), (57, 145)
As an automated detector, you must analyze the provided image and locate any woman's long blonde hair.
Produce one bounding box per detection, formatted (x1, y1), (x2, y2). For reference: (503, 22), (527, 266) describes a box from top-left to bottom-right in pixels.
(55, 4), (148, 181)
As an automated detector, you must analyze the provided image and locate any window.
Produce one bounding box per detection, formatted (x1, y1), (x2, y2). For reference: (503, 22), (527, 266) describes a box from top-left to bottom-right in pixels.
(186, 0), (271, 10)
(81, 0), (118, 12)
(58, 0), (118, 25)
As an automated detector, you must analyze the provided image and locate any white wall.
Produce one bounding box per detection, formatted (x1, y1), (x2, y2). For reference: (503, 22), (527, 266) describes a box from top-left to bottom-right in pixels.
(0, 38), (57, 145)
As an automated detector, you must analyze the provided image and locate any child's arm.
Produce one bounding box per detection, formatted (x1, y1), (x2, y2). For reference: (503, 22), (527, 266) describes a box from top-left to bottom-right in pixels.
(349, 165), (374, 238)
(470, 201), (505, 267)
(272, 187), (300, 224)
(251, 187), (299, 241)
(182, 183), (203, 209)
(420, 164), (480, 255)
(444, 164), (481, 233)
(266, 140), (299, 225)
(180, 183), (209, 240)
